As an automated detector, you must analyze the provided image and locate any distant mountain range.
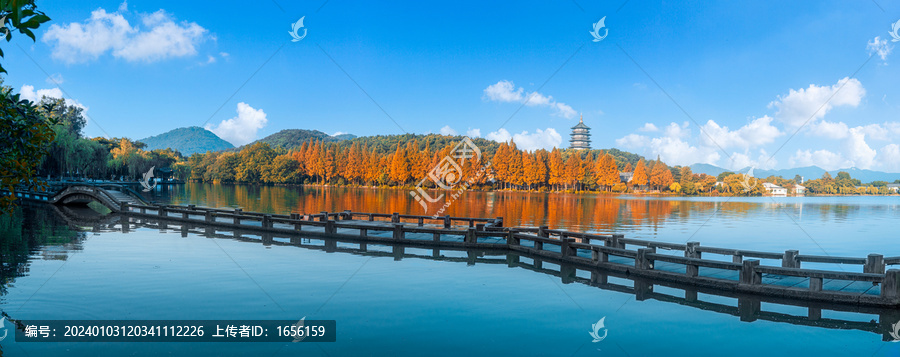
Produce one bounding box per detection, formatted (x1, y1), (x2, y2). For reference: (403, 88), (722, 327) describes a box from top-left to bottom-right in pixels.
(689, 163), (900, 183)
(138, 126), (234, 156)
(137, 127), (359, 155)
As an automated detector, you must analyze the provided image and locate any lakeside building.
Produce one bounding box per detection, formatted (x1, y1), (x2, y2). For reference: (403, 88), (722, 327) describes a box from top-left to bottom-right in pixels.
(762, 182), (787, 196)
(569, 115), (591, 150)
(792, 184), (806, 195)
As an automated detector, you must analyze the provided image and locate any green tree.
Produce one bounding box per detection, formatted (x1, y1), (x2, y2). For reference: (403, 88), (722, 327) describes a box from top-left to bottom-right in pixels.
(0, 1), (53, 212)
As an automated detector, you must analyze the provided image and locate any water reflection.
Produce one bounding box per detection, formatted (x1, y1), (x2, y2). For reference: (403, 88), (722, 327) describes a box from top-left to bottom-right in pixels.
(0, 205), (86, 294)
(50, 209), (900, 342)
(145, 184), (900, 244)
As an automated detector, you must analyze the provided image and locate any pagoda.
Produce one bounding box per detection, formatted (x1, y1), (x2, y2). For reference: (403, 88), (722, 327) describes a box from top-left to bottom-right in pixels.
(569, 114), (591, 150)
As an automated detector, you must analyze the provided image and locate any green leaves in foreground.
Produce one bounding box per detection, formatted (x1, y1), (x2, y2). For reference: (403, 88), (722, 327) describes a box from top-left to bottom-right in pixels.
(0, 0), (51, 74)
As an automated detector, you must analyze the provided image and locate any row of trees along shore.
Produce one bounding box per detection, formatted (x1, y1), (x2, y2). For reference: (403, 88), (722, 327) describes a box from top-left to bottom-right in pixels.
(184, 138), (900, 196)
(12, 97), (900, 197)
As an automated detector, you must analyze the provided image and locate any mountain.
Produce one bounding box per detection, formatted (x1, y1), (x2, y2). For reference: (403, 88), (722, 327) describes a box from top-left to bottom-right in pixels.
(138, 126), (234, 156)
(332, 133), (357, 141)
(689, 163), (900, 183)
(688, 163), (731, 177)
(250, 129), (336, 149)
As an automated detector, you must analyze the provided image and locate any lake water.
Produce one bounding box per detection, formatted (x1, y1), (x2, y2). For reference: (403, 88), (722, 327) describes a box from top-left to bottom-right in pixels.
(1, 183), (899, 356)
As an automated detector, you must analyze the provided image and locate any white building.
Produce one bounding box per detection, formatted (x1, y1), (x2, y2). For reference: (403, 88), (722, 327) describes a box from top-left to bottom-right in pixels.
(762, 182), (787, 196)
(887, 184), (900, 193)
(792, 184), (806, 195)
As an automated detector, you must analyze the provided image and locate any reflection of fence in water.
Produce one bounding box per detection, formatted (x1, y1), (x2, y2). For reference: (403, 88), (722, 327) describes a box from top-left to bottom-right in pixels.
(64, 209), (900, 342)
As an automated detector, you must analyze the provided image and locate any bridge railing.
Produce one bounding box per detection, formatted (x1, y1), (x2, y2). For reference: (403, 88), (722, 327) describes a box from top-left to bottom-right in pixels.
(118, 202), (900, 307)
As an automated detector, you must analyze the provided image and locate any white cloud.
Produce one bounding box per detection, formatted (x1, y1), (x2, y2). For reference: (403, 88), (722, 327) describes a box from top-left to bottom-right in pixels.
(638, 123), (658, 132)
(483, 80), (523, 102)
(332, 131), (346, 136)
(728, 149), (778, 170)
(45, 73), (64, 85)
(485, 128), (562, 151)
(699, 116), (782, 149)
(615, 119), (782, 168)
(19, 85), (88, 112)
(769, 77), (865, 128)
(466, 128), (481, 138)
(439, 125), (458, 136)
(877, 144), (900, 172)
(483, 80), (577, 119)
(867, 36), (892, 62)
(615, 133), (649, 149)
(789, 149), (848, 171)
(843, 127), (877, 169)
(205, 102), (268, 146)
(808, 120), (849, 139)
(118, 1), (128, 12)
(42, 5), (209, 64)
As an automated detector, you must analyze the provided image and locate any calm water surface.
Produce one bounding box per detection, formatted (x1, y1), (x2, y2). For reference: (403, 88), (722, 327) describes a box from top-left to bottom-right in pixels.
(0, 184), (898, 356)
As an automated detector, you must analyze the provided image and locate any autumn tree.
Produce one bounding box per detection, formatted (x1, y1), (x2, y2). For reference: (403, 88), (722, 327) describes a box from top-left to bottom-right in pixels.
(548, 148), (564, 191)
(390, 143), (411, 184)
(649, 157), (673, 191)
(631, 159), (648, 189)
(564, 152), (583, 191)
(594, 153), (619, 191)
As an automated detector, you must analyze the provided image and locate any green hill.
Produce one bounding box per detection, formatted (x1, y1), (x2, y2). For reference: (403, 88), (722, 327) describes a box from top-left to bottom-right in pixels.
(249, 129), (356, 150)
(138, 126), (234, 156)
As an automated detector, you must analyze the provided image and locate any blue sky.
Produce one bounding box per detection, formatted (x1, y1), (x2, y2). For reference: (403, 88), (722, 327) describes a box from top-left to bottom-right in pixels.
(4, 0), (900, 171)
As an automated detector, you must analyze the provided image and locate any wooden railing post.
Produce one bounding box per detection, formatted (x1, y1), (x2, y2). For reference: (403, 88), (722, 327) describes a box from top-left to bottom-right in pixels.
(732, 253), (743, 264)
(205, 211), (214, 223)
(393, 223), (404, 240)
(368, 213), (374, 221)
(882, 269), (900, 300)
(120, 201), (128, 212)
(507, 231), (519, 246)
(320, 211), (328, 222)
(325, 219), (336, 234)
(561, 237), (576, 257)
(443, 215), (451, 229)
(685, 242), (700, 259)
(782, 250), (800, 268)
(610, 234), (625, 249)
(865, 254), (885, 274)
(343, 210), (352, 220)
(391, 213), (399, 223)
(740, 260), (761, 285)
(636, 248), (655, 270)
(495, 217), (503, 227)
(809, 277), (823, 291)
(538, 226), (549, 238)
(158, 206), (166, 217)
(262, 214), (271, 228)
(465, 227), (477, 244)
